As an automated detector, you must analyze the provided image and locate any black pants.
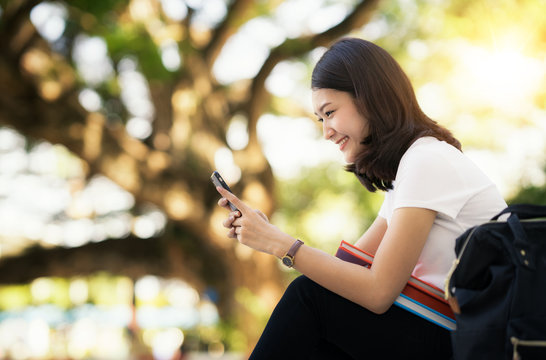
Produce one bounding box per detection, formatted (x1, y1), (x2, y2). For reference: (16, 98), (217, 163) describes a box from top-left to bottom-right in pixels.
(250, 275), (452, 359)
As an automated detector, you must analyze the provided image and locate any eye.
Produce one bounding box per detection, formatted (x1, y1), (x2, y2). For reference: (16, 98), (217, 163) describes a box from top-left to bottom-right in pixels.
(316, 110), (334, 123)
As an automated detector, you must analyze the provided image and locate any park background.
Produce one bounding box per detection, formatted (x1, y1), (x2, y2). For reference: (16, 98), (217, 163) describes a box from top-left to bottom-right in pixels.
(0, 0), (545, 358)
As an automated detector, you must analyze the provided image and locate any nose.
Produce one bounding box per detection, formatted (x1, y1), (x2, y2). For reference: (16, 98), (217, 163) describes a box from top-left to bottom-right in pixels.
(323, 121), (335, 140)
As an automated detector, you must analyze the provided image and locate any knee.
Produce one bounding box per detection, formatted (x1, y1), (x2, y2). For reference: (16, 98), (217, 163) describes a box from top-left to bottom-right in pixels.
(285, 275), (322, 300)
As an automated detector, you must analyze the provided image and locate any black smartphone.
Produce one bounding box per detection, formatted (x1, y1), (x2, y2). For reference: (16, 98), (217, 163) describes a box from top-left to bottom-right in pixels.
(210, 170), (238, 211)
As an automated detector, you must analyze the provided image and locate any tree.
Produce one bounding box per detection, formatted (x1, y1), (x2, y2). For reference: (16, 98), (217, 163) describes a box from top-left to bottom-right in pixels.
(0, 0), (380, 350)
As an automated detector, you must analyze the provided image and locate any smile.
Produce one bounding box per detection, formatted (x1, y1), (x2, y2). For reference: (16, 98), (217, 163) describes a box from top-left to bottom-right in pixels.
(337, 136), (349, 149)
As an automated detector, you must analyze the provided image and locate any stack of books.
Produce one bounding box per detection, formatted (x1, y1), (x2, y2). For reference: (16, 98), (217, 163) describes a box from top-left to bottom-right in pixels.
(335, 240), (456, 330)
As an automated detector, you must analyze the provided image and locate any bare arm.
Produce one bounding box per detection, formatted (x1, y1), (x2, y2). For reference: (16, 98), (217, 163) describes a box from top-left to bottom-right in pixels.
(353, 215), (387, 255)
(216, 187), (436, 314)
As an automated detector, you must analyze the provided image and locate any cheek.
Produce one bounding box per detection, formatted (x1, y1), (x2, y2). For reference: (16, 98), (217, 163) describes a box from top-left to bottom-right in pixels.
(361, 123), (369, 138)
(358, 116), (369, 137)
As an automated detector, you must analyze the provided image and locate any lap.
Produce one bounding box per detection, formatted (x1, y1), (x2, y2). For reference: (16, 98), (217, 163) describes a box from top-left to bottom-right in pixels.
(253, 275), (452, 359)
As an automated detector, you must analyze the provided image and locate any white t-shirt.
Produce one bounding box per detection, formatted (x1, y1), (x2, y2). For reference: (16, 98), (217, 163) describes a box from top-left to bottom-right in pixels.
(378, 136), (507, 289)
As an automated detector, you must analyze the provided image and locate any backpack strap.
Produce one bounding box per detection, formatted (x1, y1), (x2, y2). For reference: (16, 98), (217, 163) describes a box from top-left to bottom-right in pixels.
(491, 204), (546, 221)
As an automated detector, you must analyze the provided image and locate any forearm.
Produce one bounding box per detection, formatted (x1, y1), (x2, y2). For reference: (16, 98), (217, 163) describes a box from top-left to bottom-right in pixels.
(290, 244), (395, 314)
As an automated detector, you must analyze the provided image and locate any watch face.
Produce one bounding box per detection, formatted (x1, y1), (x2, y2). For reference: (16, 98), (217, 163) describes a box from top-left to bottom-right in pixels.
(282, 256), (293, 267)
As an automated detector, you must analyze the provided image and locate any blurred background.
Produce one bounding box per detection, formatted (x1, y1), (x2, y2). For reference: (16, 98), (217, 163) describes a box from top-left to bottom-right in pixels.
(0, 0), (545, 358)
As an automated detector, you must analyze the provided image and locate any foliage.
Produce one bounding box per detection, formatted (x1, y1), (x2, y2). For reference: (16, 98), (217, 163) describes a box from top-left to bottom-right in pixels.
(0, 0), (545, 356)
(508, 178), (546, 206)
(0, 0), (382, 355)
(274, 162), (384, 255)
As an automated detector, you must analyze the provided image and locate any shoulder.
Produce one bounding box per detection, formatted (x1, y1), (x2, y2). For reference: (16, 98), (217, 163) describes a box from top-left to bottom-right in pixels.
(393, 136), (496, 204)
(402, 137), (460, 163)
(397, 137), (464, 179)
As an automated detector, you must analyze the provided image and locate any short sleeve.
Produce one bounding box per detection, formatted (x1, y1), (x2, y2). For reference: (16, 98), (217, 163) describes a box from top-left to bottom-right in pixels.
(391, 140), (491, 220)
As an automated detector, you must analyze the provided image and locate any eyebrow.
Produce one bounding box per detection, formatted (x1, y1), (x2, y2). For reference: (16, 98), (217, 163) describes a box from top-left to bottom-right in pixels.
(314, 102), (331, 116)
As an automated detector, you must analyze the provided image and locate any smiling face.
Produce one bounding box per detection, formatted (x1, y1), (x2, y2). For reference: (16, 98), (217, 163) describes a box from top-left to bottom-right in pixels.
(312, 88), (369, 163)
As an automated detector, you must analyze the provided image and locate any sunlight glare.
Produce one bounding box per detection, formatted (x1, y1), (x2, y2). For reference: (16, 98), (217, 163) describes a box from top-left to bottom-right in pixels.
(214, 147), (241, 184)
(266, 61), (307, 98)
(307, 3), (350, 34)
(417, 82), (453, 120)
(126, 117), (153, 139)
(85, 176), (135, 215)
(190, 0), (227, 28)
(199, 300), (219, 327)
(0, 128), (25, 152)
(30, 2), (67, 42)
(161, 0), (188, 21)
(213, 18), (285, 84)
(43, 223), (63, 245)
(63, 219), (94, 247)
(226, 114), (249, 150)
(129, 0), (156, 21)
(135, 275), (160, 302)
(164, 280), (199, 307)
(67, 318), (97, 359)
(151, 328), (184, 360)
(103, 214), (132, 239)
(133, 216), (156, 239)
(28, 319), (50, 358)
(274, 0), (321, 38)
(160, 40), (182, 71)
(31, 278), (54, 303)
(72, 35), (114, 86)
(78, 89), (102, 112)
(69, 279), (89, 305)
(360, 15), (389, 41)
(452, 43), (543, 115)
(118, 58), (156, 139)
(303, 193), (362, 245)
(0, 148), (27, 174)
(257, 114), (343, 179)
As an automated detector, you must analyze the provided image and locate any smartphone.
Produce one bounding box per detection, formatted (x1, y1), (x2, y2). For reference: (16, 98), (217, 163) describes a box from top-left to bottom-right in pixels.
(210, 171), (238, 211)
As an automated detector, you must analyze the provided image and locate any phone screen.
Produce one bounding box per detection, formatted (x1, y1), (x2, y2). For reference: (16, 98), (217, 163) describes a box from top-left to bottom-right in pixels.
(210, 171), (238, 211)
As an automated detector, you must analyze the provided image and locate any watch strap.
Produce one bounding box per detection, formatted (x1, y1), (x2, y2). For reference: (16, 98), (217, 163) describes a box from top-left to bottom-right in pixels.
(287, 239), (304, 258)
(282, 239), (304, 267)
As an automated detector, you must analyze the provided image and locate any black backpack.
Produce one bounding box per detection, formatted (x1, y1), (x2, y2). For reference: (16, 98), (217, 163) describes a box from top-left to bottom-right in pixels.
(446, 204), (546, 360)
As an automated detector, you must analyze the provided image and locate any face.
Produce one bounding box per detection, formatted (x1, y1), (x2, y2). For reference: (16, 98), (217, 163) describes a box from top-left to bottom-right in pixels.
(312, 88), (368, 163)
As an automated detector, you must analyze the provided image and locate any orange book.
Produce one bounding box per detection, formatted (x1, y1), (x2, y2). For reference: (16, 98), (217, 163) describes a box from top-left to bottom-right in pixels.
(335, 240), (456, 330)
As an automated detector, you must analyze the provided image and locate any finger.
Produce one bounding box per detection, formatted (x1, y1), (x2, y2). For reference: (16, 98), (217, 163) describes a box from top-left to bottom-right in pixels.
(217, 197), (229, 208)
(228, 227), (237, 239)
(222, 215), (237, 229)
(217, 197), (238, 213)
(254, 209), (268, 222)
(216, 187), (249, 213)
(222, 218), (231, 229)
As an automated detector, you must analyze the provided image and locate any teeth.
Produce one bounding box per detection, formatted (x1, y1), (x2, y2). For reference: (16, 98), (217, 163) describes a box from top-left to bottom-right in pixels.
(339, 137), (348, 146)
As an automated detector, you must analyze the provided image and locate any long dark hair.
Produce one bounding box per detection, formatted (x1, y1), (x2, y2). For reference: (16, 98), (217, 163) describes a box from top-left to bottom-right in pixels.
(311, 38), (461, 192)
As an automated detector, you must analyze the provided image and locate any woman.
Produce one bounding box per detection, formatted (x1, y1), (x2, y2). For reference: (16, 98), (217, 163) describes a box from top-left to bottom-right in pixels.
(215, 38), (506, 359)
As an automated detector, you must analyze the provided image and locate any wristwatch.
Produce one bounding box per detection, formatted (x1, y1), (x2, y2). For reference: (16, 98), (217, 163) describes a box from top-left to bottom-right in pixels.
(281, 239), (304, 268)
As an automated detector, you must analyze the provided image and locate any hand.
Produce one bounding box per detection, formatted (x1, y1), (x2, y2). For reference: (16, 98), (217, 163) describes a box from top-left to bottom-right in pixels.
(216, 186), (292, 257)
(217, 196), (269, 239)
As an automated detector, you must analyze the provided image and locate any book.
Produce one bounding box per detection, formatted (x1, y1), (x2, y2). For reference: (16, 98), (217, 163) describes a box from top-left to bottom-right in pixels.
(335, 240), (456, 331)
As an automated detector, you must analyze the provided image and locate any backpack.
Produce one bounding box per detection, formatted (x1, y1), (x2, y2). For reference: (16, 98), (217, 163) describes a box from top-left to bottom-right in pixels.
(446, 204), (546, 360)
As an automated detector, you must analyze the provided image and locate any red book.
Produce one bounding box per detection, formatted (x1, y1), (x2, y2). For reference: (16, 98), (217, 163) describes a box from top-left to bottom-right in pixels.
(335, 240), (456, 330)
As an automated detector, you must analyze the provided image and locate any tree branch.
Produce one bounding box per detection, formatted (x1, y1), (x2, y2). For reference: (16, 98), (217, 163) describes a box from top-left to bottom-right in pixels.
(246, 0), (381, 135)
(203, 0), (254, 68)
